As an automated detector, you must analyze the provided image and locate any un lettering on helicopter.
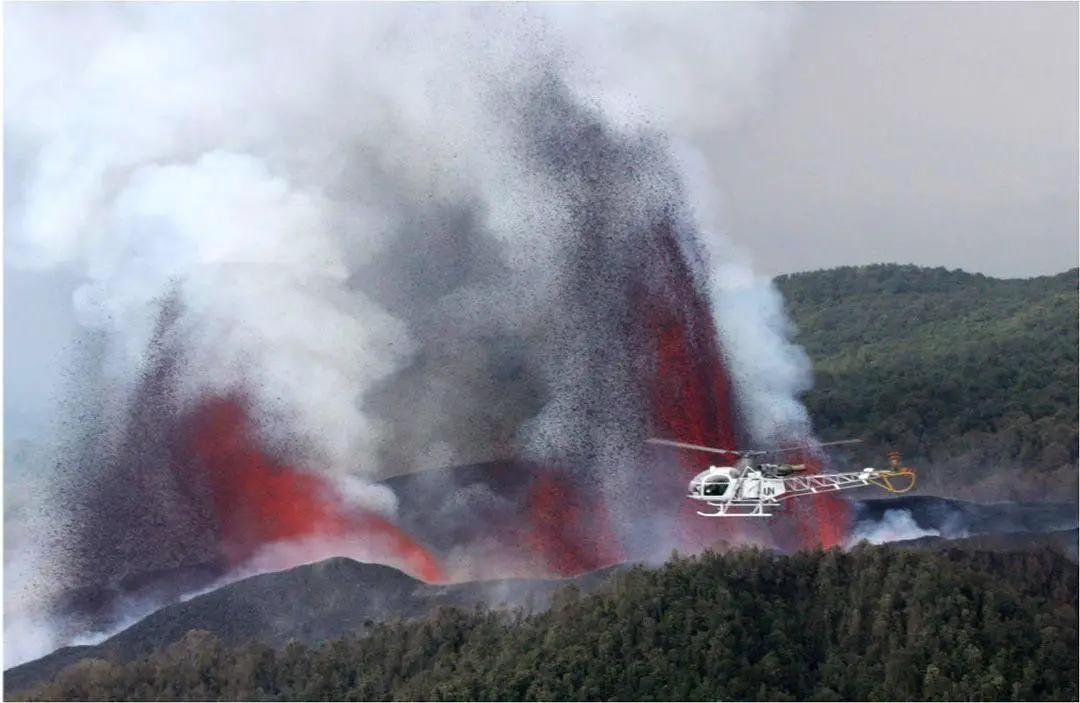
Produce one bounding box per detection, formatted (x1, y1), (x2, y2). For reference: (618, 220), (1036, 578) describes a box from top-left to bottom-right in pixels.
(645, 438), (916, 518)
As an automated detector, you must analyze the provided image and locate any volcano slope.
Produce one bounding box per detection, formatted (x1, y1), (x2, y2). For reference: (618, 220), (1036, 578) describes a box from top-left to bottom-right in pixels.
(852, 495), (1080, 538)
(20, 454), (1078, 686)
(8, 488), (1076, 696)
(3, 558), (629, 695)
(21, 266), (1077, 678)
(8, 541), (1078, 702)
(35, 77), (807, 650)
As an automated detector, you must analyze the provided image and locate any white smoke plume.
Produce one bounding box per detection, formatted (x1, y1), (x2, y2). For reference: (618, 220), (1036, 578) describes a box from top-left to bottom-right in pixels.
(845, 510), (946, 547)
(5, 2), (805, 667)
(6, 2), (802, 474)
(672, 141), (815, 446)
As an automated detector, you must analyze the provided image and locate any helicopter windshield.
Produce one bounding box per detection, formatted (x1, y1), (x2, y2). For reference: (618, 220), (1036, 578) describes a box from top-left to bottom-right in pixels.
(701, 477), (729, 497)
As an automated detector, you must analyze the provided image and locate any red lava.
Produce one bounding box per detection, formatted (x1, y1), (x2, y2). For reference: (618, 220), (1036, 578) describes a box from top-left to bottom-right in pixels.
(640, 226), (753, 553)
(180, 218), (847, 586)
(526, 472), (622, 578)
(800, 455), (851, 549)
(186, 395), (446, 583)
(515, 220), (847, 574)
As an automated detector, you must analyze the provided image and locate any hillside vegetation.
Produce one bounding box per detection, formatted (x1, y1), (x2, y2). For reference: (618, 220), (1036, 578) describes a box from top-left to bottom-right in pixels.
(774, 265), (1078, 498)
(1, 559), (626, 695)
(11, 544), (1077, 702)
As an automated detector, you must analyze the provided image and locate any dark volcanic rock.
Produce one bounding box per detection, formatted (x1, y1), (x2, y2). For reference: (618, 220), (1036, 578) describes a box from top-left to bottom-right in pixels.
(48, 560), (228, 638)
(9, 491), (1078, 696)
(892, 528), (1079, 562)
(19, 453), (1078, 698)
(4, 557), (628, 695)
(852, 495), (1079, 537)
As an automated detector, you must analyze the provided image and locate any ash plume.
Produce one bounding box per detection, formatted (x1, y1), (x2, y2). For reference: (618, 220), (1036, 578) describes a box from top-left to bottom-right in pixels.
(4, 2), (809, 667)
(671, 142), (816, 447)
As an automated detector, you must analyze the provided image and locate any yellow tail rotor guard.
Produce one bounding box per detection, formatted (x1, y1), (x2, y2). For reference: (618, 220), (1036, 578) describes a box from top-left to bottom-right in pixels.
(869, 468), (917, 494)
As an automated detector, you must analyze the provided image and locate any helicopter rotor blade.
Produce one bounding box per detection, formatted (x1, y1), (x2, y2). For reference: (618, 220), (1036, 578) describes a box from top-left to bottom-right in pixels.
(772, 438), (864, 453)
(645, 438), (742, 456)
(647, 437), (863, 458)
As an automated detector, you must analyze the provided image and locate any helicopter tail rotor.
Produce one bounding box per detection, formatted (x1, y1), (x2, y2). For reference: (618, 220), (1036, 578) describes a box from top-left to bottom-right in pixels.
(870, 451), (916, 493)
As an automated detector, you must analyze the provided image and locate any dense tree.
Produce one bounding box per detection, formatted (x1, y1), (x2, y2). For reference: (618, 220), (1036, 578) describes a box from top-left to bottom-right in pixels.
(774, 265), (1078, 499)
(12, 543), (1077, 702)
(9, 265), (1076, 702)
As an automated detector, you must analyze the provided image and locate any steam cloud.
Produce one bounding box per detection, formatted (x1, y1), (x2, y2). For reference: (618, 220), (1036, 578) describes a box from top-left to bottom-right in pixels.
(845, 510), (944, 547)
(5, 2), (811, 667)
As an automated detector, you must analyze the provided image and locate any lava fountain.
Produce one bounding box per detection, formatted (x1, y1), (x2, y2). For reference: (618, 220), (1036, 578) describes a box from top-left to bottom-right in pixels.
(54, 138), (845, 629)
(12, 4), (838, 668)
(53, 301), (447, 639)
(184, 394), (446, 583)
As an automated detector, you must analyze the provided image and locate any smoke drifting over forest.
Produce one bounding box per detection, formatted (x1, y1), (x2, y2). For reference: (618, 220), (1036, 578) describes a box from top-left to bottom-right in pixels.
(4, 3), (831, 667)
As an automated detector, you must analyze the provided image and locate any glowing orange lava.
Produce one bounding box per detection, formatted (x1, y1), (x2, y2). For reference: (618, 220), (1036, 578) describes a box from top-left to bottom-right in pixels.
(795, 454), (850, 549)
(527, 472), (622, 578)
(643, 226), (753, 552)
(180, 212), (847, 588)
(186, 395), (446, 583)
(515, 219), (849, 563)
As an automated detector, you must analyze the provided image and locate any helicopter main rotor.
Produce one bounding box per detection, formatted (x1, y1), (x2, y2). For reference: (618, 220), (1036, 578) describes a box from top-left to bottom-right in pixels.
(645, 437), (864, 458)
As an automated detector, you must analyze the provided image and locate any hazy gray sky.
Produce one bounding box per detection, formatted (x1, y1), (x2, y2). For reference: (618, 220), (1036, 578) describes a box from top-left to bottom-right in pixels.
(709, 1), (1079, 277)
(4, 2), (1076, 438)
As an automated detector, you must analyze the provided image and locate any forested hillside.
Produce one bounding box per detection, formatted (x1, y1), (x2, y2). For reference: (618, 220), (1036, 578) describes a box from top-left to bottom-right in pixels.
(12, 544), (1077, 702)
(775, 265), (1078, 498)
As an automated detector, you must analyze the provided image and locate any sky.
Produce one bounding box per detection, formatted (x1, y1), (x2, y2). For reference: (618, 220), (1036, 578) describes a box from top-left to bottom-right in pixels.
(707, 1), (1079, 277)
(3, 1), (1077, 439)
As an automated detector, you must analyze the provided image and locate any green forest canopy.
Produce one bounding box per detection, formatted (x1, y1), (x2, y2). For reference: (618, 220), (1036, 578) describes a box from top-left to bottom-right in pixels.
(774, 265), (1078, 490)
(8, 264), (1078, 703)
(13, 543), (1077, 702)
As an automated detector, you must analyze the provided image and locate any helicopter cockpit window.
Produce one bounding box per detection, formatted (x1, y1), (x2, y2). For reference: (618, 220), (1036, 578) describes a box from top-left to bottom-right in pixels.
(701, 477), (729, 497)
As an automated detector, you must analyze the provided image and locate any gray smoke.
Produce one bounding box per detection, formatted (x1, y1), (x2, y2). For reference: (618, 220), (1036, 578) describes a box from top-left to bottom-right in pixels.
(6, 0), (804, 478)
(5, 2), (808, 667)
(845, 509), (945, 547)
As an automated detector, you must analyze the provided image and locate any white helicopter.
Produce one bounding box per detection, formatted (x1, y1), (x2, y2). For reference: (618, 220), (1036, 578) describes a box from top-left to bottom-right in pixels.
(646, 437), (916, 518)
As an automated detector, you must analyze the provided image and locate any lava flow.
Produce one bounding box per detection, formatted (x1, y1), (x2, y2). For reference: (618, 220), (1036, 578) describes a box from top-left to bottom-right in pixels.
(786, 453), (851, 550)
(185, 395), (446, 583)
(508, 216), (849, 574)
(56, 130), (847, 627)
(526, 471), (622, 577)
(641, 222), (752, 554)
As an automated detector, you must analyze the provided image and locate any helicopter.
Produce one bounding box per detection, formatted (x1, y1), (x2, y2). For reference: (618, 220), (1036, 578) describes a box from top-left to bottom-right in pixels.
(646, 437), (916, 518)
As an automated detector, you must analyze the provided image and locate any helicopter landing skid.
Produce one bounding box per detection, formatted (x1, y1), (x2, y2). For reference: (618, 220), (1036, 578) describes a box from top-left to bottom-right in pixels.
(696, 501), (778, 518)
